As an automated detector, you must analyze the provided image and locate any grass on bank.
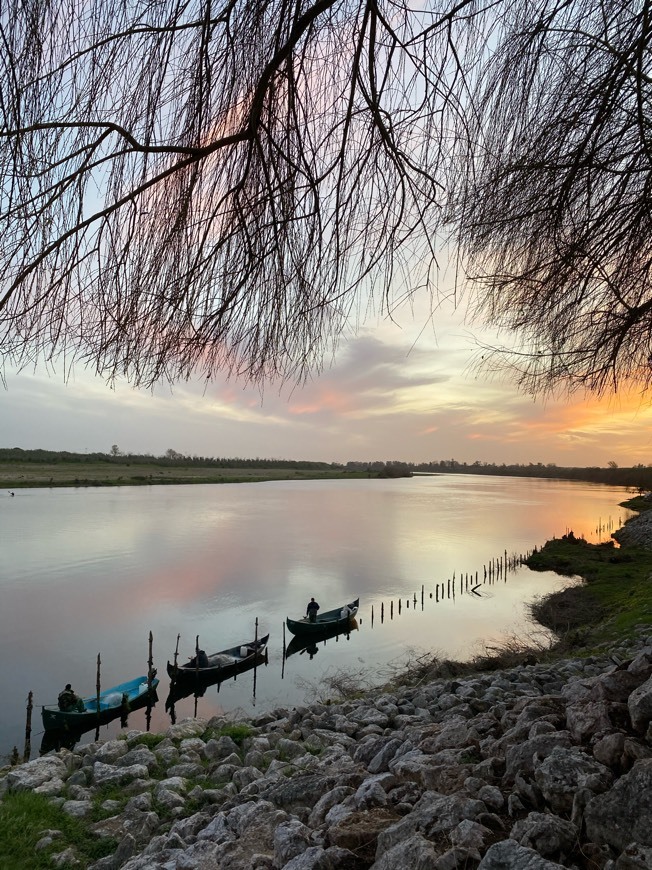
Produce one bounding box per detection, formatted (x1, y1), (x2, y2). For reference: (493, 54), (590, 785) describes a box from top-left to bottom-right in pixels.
(526, 532), (652, 648)
(0, 791), (116, 869)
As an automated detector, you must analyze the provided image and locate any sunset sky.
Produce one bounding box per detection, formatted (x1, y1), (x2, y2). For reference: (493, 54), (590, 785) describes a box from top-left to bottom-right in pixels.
(3, 292), (652, 467)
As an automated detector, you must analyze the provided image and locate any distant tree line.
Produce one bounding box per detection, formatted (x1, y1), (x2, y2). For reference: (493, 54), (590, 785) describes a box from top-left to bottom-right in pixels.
(1, 448), (651, 491)
(0, 447), (338, 472)
(345, 459), (652, 491)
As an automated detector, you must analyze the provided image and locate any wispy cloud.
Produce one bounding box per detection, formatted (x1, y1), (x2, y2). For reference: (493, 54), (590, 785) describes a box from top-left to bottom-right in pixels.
(3, 319), (652, 467)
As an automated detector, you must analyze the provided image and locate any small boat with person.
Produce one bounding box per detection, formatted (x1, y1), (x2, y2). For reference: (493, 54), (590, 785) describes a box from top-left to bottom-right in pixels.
(286, 598), (359, 637)
(41, 674), (159, 731)
(285, 616), (359, 658)
(165, 644), (268, 712)
(166, 633), (270, 682)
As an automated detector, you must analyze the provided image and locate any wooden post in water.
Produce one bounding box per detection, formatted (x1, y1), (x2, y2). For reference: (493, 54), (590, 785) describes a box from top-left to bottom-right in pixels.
(253, 618), (259, 679)
(23, 691), (33, 762)
(371, 604), (374, 627)
(381, 601), (384, 622)
(390, 600), (393, 619)
(253, 653), (258, 704)
(147, 631), (154, 690)
(96, 653), (101, 718)
(173, 634), (181, 677)
(421, 584), (424, 609)
(195, 635), (200, 676)
(281, 622), (286, 677)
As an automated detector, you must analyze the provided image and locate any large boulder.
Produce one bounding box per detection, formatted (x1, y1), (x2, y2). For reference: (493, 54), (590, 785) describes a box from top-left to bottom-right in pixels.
(584, 759), (652, 850)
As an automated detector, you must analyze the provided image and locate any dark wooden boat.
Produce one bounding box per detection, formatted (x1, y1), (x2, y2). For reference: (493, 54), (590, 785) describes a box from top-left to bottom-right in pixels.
(285, 598), (359, 637)
(41, 675), (159, 731)
(166, 633), (269, 682)
(285, 617), (359, 658)
(165, 648), (268, 711)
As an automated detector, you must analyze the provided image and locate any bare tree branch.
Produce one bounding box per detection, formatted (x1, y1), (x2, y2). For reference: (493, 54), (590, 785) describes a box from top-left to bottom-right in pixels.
(453, 0), (652, 396)
(3, 0), (652, 397)
(2, 0), (481, 387)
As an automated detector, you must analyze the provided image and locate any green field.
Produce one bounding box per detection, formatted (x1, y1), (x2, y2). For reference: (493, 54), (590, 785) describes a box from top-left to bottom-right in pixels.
(0, 461), (373, 489)
(525, 496), (652, 652)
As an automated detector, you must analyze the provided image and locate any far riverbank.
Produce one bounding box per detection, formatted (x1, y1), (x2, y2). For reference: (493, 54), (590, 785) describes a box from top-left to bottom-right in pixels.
(0, 462), (375, 489)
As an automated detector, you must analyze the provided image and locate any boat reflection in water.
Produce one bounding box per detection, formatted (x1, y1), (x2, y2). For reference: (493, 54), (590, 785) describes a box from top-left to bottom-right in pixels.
(166, 651), (268, 723)
(39, 688), (159, 755)
(284, 617), (359, 661)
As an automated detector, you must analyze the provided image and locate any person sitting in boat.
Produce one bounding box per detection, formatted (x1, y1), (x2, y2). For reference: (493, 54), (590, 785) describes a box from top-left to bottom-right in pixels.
(196, 649), (209, 668)
(306, 597), (320, 622)
(340, 604), (351, 619)
(57, 683), (85, 712)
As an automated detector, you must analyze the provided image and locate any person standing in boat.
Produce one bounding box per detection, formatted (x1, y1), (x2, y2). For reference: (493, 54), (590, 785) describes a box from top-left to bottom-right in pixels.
(57, 683), (85, 712)
(306, 597), (320, 622)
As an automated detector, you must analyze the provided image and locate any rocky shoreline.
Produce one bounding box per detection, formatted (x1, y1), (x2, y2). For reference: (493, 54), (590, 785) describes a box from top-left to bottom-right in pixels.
(613, 507), (652, 549)
(1, 626), (651, 869)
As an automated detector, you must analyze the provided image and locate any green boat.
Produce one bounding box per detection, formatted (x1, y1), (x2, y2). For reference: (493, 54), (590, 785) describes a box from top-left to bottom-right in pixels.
(286, 598), (359, 637)
(41, 675), (159, 731)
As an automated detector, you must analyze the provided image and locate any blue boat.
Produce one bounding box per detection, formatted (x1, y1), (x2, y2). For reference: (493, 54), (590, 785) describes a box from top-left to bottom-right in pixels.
(41, 675), (159, 731)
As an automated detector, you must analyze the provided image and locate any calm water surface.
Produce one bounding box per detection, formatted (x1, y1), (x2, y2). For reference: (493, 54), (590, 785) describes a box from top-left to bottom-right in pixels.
(0, 474), (632, 757)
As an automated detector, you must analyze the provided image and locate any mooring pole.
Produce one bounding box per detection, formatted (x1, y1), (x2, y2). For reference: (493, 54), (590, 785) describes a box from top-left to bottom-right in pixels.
(254, 618), (259, 675)
(96, 653), (101, 719)
(147, 631), (154, 690)
(171, 633), (181, 679)
(23, 691), (33, 762)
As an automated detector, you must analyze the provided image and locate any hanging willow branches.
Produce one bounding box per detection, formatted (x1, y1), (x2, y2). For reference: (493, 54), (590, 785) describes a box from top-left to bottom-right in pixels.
(1, 0), (652, 395)
(452, 0), (652, 396)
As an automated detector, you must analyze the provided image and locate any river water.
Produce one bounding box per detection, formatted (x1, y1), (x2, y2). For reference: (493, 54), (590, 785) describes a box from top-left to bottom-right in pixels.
(0, 474), (632, 757)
